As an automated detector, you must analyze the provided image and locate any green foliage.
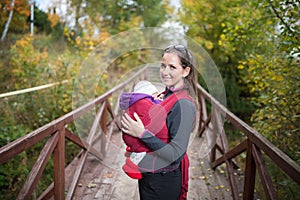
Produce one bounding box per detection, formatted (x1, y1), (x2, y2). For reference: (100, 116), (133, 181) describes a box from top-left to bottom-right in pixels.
(243, 45), (300, 163)
(69, 0), (170, 34)
(0, 0), (171, 198)
(0, 34), (80, 198)
(32, 5), (52, 34)
(0, 152), (29, 200)
(179, 0), (299, 198)
(179, 0), (256, 117)
(9, 34), (49, 89)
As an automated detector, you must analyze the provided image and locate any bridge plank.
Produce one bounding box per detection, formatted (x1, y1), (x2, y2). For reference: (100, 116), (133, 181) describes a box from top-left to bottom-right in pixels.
(70, 131), (232, 200)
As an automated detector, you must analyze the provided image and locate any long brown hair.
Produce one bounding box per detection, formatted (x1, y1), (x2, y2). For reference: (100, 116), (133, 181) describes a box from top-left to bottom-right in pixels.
(162, 45), (198, 97)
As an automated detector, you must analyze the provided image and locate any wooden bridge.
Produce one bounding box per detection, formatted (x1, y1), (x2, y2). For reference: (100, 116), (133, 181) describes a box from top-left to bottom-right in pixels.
(0, 65), (299, 200)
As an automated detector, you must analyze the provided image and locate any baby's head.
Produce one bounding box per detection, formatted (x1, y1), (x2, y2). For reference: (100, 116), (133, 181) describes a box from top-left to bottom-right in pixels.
(134, 81), (158, 97)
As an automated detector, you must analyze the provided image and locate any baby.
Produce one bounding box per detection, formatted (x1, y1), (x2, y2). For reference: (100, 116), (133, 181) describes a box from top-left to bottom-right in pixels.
(119, 80), (167, 179)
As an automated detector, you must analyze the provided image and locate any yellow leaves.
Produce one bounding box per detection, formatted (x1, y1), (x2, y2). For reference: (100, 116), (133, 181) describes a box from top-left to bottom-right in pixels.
(183, 0), (198, 8)
(14, 34), (33, 49)
(99, 31), (110, 43)
(48, 13), (60, 28)
(274, 75), (283, 82)
(204, 41), (214, 50)
(218, 40), (223, 46)
(220, 34), (226, 40)
(9, 35), (50, 89)
(75, 36), (81, 45)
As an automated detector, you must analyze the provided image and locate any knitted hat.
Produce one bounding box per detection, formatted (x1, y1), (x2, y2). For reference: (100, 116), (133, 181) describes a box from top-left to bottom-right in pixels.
(133, 81), (158, 95)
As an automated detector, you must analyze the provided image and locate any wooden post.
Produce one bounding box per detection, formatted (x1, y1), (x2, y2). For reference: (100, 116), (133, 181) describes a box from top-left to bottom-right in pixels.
(54, 127), (65, 199)
(252, 145), (278, 200)
(243, 139), (256, 199)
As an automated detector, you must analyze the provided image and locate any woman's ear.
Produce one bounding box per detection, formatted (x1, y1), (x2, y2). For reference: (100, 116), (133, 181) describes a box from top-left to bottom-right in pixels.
(183, 67), (191, 78)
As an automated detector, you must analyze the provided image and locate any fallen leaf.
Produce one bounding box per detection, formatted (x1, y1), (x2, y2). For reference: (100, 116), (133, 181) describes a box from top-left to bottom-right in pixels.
(87, 183), (97, 188)
(103, 173), (113, 178)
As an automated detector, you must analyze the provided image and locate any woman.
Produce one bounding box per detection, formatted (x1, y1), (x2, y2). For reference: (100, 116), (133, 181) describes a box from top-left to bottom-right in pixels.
(121, 45), (197, 200)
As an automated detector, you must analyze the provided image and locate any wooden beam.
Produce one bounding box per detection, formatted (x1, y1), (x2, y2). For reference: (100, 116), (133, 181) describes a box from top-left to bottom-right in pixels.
(54, 128), (65, 199)
(17, 132), (59, 199)
(212, 140), (247, 169)
(198, 113), (211, 137)
(243, 139), (256, 199)
(196, 83), (300, 185)
(0, 124), (58, 164)
(252, 144), (278, 200)
(65, 128), (103, 160)
(65, 150), (88, 200)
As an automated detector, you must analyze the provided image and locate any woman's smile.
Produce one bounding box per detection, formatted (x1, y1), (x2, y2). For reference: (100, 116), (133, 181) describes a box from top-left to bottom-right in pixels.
(160, 53), (187, 89)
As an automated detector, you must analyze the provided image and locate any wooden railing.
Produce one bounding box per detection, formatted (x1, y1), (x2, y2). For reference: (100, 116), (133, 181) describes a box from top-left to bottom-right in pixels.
(0, 64), (299, 199)
(0, 65), (149, 200)
(196, 83), (300, 200)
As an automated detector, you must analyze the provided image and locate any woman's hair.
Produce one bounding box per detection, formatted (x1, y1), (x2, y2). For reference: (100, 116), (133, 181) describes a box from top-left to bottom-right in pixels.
(162, 45), (198, 96)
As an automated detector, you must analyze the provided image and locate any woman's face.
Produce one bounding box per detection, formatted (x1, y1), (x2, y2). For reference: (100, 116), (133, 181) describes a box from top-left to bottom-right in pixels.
(160, 52), (190, 89)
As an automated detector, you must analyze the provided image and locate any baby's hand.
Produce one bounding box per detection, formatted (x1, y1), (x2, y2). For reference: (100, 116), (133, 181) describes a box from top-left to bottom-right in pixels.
(130, 152), (146, 165)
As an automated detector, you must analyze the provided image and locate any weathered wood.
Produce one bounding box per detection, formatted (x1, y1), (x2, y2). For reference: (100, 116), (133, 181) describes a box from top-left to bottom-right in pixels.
(65, 128), (103, 160)
(17, 132), (59, 199)
(220, 136), (239, 200)
(100, 102), (108, 136)
(196, 83), (300, 185)
(252, 144), (278, 200)
(198, 91), (208, 137)
(88, 101), (107, 144)
(106, 99), (121, 130)
(212, 108), (239, 200)
(198, 113), (211, 137)
(212, 141), (240, 170)
(66, 102), (108, 199)
(0, 123), (58, 164)
(66, 150), (88, 200)
(54, 128), (65, 200)
(37, 183), (53, 200)
(243, 139), (256, 199)
(212, 140), (247, 169)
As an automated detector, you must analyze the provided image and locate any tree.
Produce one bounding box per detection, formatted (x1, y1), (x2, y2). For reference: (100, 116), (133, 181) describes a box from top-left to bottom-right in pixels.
(179, 0), (260, 117)
(67, 0), (170, 34)
(179, 0), (300, 197)
(1, 0), (16, 41)
(31, 5), (51, 34)
(0, 0), (30, 39)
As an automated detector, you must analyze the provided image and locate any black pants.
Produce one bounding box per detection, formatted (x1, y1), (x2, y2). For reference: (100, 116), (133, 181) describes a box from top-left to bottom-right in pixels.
(138, 168), (182, 200)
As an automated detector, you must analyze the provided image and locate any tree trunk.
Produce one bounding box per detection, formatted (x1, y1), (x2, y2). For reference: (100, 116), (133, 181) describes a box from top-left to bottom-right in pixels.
(1, 0), (16, 42)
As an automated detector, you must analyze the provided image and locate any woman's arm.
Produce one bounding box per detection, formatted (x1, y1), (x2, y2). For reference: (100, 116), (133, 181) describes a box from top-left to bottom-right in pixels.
(138, 99), (196, 171)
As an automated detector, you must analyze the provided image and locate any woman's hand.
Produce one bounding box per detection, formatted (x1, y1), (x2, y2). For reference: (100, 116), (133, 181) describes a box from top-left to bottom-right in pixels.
(121, 112), (145, 137)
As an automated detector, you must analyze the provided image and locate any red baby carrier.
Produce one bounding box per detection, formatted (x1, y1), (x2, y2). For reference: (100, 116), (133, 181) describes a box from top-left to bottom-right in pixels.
(123, 88), (194, 200)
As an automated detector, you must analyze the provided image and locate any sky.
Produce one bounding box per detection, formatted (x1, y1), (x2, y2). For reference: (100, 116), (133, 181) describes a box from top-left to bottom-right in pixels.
(35, 0), (181, 12)
(35, 0), (51, 11)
